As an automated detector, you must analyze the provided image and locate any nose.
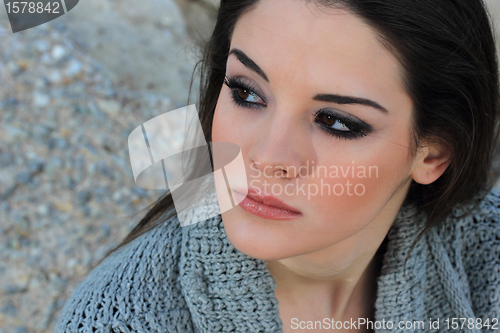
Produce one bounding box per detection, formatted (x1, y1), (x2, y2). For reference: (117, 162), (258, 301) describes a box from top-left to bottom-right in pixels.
(247, 112), (314, 180)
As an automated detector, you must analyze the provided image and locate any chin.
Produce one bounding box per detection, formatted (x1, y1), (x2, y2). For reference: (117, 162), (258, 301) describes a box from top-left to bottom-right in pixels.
(220, 209), (331, 261)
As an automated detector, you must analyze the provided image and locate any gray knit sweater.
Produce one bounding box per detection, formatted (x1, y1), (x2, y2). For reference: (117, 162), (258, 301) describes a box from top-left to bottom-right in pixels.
(55, 190), (500, 332)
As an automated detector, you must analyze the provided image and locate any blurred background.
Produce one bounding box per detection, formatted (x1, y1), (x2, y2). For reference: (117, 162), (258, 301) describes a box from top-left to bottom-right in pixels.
(0, 0), (499, 332)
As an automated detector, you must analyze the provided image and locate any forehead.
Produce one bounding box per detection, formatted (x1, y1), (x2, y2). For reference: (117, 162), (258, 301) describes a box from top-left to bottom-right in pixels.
(229, 0), (407, 109)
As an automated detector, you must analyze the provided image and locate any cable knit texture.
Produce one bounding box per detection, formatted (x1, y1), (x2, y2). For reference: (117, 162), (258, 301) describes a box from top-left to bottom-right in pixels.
(55, 190), (500, 332)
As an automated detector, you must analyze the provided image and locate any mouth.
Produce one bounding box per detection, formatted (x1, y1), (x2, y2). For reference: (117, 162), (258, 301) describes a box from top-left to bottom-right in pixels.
(232, 187), (302, 220)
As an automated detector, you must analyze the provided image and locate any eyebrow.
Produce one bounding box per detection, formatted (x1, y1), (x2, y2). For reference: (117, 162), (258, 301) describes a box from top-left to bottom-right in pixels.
(228, 48), (388, 113)
(229, 48), (269, 82)
(313, 94), (388, 113)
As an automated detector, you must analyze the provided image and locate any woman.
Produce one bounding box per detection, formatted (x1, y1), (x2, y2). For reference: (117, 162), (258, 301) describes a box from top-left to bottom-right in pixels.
(55, 0), (500, 332)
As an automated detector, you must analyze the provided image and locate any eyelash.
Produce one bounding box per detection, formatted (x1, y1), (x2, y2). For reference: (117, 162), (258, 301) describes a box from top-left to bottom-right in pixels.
(313, 109), (372, 140)
(223, 75), (372, 140)
(224, 76), (267, 109)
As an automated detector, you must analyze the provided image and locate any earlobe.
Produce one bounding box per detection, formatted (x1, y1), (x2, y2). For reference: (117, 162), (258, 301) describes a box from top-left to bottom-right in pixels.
(411, 142), (452, 185)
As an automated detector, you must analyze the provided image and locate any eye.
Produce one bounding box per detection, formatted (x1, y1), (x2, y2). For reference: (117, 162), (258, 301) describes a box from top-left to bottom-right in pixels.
(314, 109), (372, 140)
(318, 113), (351, 131)
(224, 76), (266, 108)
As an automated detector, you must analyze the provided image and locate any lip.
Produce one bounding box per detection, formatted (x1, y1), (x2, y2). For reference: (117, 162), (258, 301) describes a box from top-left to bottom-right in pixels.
(232, 187), (302, 220)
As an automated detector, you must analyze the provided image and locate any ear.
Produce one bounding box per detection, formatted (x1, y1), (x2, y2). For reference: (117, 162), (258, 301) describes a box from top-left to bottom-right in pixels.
(411, 140), (452, 185)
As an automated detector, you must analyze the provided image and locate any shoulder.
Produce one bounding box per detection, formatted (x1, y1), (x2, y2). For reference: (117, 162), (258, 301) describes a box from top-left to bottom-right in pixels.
(54, 211), (194, 333)
(437, 189), (500, 320)
(452, 188), (500, 243)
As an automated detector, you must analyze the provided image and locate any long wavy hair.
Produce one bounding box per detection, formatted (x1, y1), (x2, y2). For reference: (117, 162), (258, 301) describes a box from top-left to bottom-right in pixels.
(96, 0), (500, 266)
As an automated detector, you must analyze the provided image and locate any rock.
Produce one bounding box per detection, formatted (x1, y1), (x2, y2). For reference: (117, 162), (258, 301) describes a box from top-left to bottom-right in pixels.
(27, 175), (40, 189)
(61, 175), (76, 190)
(0, 201), (10, 213)
(53, 200), (74, 213)
(5, 124), (28, 142)
(96, 160), (115, 179)
(12, 327), (28, 333)
(77, 189), (92, 204)
(33, 92), (50, 107)
(32, 124), (53, 139)
(94, 185), (111, 200)
(37, 298), (56, 330)
(64, 59), (83, 77)
(0, 185), (17, 200)
(93, 84), (116, 98)
(36, 204), (51, 217)
(45, 156), (63, 174)
(40, 52), (52, 64)
(1, 272), (29, 294)
(15, 170), (33, 185)
(47, 138), (68, 150)
(34, 40), (50, 53)
(51, 45), (66, 61)
(7, 61), (21, 75)
(0, 300), (17, 316)
(133, 185), (148, 197)
(6, 236), (21, 250)
(2, 97), (19, 109)
(100, 225), (111, 239)
(74, 153), (86, 172)
(47, 69), (63, 84)
(28, 160), (45, 173)
(0, 151), (14, 167)
(0, 172), (17, 199)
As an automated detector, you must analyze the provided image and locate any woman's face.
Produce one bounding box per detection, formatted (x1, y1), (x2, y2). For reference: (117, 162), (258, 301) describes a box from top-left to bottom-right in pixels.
(212, 0), (416, 262)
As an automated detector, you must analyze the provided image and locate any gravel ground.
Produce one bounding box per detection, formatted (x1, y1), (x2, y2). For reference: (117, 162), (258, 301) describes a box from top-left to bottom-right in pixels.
(0, 16), (190, 333)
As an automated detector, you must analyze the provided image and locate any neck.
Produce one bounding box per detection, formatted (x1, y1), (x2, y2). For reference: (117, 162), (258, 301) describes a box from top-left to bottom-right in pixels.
(267, 238), (385, 323)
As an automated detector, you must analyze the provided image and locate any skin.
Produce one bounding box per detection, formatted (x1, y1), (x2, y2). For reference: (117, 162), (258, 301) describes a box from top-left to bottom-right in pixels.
(211, 0), (451, 331)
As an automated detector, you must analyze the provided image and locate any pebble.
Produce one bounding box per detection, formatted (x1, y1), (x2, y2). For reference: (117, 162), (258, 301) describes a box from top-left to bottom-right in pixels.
(61, 175), (76, 190)
(33, 92), (50, 107)
(51, 45), (66, 61)
(0, 300), (18, 316)
(5, 125), (28, 142)
(2, 97), (19, 109)
(96, 98), (121, 116)
(45, 156), (63, 174)
(76, 189), (92, 204)
(36, 204), (51, 217)
(64, 59), (83, 77)
(32, 124), (53, 139)
(96, 160), (115, 179)
(34, 40), (50, 53)
(94, 185), (112, 200)
(0, 152), (14, 167)
(15, 170), (33, 185)
(0, 201), (10, 213)
(47, 138), (69, 150)
(47, 70), (63, 84)
(12, 327), (28, 333)
(28, 160), (45, 173)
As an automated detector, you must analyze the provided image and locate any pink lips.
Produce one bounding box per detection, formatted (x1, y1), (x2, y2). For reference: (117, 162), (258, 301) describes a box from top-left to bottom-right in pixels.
(233, 188), (302, 220)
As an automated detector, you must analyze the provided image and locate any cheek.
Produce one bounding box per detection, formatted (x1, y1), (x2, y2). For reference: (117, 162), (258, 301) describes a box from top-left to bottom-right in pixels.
(212, 93), (242, 145)
(303, 134), (412, 233)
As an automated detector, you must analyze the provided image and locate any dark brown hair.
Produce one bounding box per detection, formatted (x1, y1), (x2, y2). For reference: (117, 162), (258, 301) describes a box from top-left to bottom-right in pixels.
(96, 0), (500, 266)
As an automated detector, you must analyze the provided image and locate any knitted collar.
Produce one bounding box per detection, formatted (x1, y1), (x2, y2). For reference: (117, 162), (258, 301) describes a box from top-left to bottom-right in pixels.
(177, 203), (445, 332)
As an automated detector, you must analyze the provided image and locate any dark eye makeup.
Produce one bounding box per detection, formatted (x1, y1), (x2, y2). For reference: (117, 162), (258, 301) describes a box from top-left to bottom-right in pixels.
(224, 76), (267, 109)
(314, 109), (372, 140)
(223, 75), (373, 140)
